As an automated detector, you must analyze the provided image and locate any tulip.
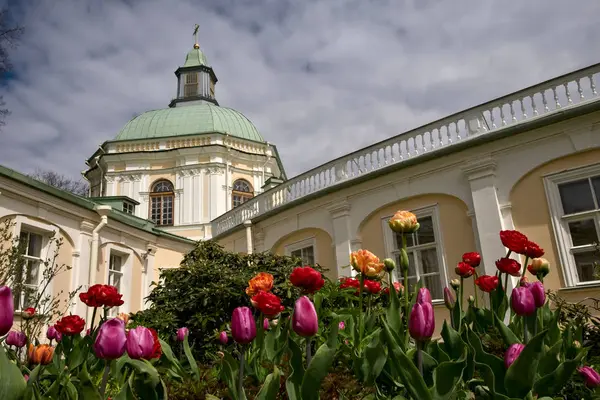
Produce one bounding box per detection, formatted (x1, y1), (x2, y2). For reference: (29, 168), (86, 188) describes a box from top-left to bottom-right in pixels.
(504, 343), (525, 369)
(450, 279), (460, 289)
(339, 321), (345, 330)
(578, 366), (600, 388)
(176, 327), (189, 342)
(350, 249), (384, 277)
(455, 262), (475, 278)
(219, 331), (228, 345)
(6, 331), (27, 348)
(231, 307), (256, 345)
(47, 325), (62, 342)
(94, 318), (127, 359)
(28, 344), (54, 365)
(22, 307), (36, 319)
(443, 287), (455, 311)
(125, 326), (154, 360)
(511, 287), (536, 317)
(270, 319), (279, 328)
(462, 252), (481, 267)
(383, 258), (396, 272)
(527, 258), (550, 279)
(0, 286), (14, 336)
(388, 210), (420, 234)
(408, 302), (435, 342)
(529, 281), (545, 308)
(292, 296), (318, 337)
(417, 287), (432, 304)
(263, 318), (270, 331)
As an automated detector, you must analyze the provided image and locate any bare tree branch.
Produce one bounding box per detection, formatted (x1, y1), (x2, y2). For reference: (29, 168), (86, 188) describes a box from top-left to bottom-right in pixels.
(29, 169), (89, 197)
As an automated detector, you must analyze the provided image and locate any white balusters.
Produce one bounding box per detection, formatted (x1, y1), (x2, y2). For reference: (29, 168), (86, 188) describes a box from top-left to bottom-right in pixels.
(510, 102), (517, 122)
(552, 87), (561, 109)
(590, 75), (598, 96)
(542, 91), (550, 112)
(520, 98), (527, 119)
(577, 79), (584, 100)
(500, 106), (507, 126)
(564, 83), (573, 105)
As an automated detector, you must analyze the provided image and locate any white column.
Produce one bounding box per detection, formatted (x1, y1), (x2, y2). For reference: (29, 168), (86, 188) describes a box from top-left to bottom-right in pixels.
(244, 220), (253, 254)
(142, 244), (157, 308)
(328, 201), (353, 278)
(209, 168), (224, 220)
(183, 171), (192, 224)
(192, 171), (201, 223)
(132, 176), (141, 203)
(74, 221), (94, 317)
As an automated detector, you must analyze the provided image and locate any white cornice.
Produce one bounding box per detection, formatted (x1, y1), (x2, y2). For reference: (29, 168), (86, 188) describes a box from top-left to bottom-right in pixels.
(461, 156), (497, 181)
(327, 200), (351, 218)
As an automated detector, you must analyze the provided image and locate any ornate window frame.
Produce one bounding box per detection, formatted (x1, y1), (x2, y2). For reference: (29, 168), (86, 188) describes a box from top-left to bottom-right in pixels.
(232, 179), (254, 208)
(149, 179), (175, 226)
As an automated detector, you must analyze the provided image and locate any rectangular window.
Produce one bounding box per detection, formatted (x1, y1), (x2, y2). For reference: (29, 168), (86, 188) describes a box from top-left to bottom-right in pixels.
(184, 73), (198, 97)
(545, 166), (600, 286)
(122, 202), (135, 215)
(15, 230), (44, 310)
(383, 208), (445, 300)
(108, 253), (123, 316)
(286, 238), (316, 265)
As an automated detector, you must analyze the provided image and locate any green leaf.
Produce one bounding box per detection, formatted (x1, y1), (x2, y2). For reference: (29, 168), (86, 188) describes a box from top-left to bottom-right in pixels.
(538, 340), (562, 377)
(67, 336), (91, 371)
(300, 318), (340, 400)
(182, 336), (200, 381)
(113, 381), (136, 400)
(285, 338), (305, 400)
(386, 279), (405, 348)
(466, 327), (506, 394)
(76, 362), (102, 400)
(220, 352), (242, 400)
(441, 320), (463, 360)
(430, 348), (467, 400)
(495, 314), (521, 346)
(255, 366), (282, 400)
(382, 321), (433, 400)
(533, 349), (587, 397)
(0, 345), (27, 400)
(360, 328), (387, 385)
(504, 329), (548, 398)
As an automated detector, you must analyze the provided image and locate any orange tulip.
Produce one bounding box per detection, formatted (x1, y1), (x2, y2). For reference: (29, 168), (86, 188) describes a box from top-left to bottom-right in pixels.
(388, 210), (420, 234)
(28, 344), (54, 365)
(350, 249), (384, 277)
(245, 272), (274, 296)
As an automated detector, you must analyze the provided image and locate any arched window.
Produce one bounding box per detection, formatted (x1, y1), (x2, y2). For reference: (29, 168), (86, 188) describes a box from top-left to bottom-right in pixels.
(150, 180), (174, 226)
(232, 179), (253, 208)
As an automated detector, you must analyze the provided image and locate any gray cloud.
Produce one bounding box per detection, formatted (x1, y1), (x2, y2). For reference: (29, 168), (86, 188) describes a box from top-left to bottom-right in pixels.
(1, 0), (599, 180)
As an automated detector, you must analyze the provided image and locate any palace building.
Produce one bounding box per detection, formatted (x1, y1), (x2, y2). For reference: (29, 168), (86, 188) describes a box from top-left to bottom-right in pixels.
(1, 32), (599, 325)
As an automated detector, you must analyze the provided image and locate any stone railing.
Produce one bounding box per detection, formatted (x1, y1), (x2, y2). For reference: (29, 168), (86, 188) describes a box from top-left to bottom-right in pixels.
(211, 63), (600, 237)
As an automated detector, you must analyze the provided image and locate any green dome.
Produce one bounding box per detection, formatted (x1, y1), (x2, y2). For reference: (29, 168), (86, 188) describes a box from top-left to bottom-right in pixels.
(114, 103), (265, 142)
(184, 47), (208, 67)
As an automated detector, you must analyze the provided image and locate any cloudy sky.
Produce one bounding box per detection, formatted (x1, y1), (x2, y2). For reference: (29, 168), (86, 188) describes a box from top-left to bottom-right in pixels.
(1, 0), (599, 182)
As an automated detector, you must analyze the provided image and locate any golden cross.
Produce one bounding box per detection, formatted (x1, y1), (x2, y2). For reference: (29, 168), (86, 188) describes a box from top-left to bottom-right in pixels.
(193, 24), (199, 45)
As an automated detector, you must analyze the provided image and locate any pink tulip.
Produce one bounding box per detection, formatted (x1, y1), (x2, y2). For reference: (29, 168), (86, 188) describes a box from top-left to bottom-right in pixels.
(47, 325), (62, 342)
(94, 318), (127, 359)
(504, 343), (525, 369)
(176, 327), (189, 342)
(6, 331), (26, 348)
(443, 287), (455, 310)
(0, 286), (14, 336)
(126, 326), (155, 360)
(263, 318), (269, 331)
(338, 321), (345, 330)
(511, 287), (535, 316)
(408, 302), (435, 342)
(292, 296), (319, 337)
(219, 331), (228, 345)
(578, 366), (600, 388)
(231, 307), (256, 345)
(417, 287), (432, 304)
(529, 281), (546, 308)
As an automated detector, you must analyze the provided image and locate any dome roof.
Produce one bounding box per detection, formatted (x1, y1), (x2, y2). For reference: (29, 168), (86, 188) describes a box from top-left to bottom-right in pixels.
(183, 47), (209, 67)
(114, 103), (265, 143)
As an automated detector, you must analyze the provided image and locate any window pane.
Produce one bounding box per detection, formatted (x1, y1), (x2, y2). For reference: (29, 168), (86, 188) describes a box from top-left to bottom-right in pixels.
(109, 272), (122, 290)
(573, 251), (599, 283)
(291, 249), (302, 258)
(407, 252), (417, 277)
(417, 216), (435, 245)
(28, 233), (43, 257)
(395, 232), (415, 248)
(420, 248), (439, 274)
(568, 219), (599, 246)
(110, 255), (122, 272)
(593, 176), (600, 206)
(303, 246), (315, 265)
(423, 274), (443, 299)
(559, 179), (595, 214)
(25, 260), (39, 284)
(233, 180), (252, 193)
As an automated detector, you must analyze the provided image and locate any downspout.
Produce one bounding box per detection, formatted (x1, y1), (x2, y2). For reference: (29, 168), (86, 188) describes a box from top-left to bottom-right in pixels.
(224, 135), (231, 212)
(87, 205), (111, 322)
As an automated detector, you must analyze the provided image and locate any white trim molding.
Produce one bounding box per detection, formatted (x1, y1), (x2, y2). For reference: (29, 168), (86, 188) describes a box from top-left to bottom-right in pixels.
(543, 162), (600, 287)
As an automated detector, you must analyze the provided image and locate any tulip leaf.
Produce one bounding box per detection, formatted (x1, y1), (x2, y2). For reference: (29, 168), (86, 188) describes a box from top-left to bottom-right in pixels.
(466, 327), (506, 395)
(386, 279), (405, 348)
(182, 336), (200, 381)
(429, 348), (467, 400)
(360, 328), (387, 385)
(0, 345), (27, 400)
(158, 339), (186, 378)
(538, 340), (562, 377)
(382, 321), (433, 400)
(533, 348), (587, 397)
(76, 362), (103, 400)
(441, 320), (463, 360)
(255, 366), (281, 400)
(451, 295), (462, 332)
(494, 314), (521, 346)
(220, 352), (243, 400)
(491, 277), (508, 321)
(113, 381), (136, 400)
(504, 329), (548, 398)
(545, 308), (561, 346)
(285, 337), (305, 400)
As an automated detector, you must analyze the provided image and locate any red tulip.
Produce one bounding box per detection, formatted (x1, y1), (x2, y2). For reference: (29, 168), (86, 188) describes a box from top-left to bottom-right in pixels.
(523, 241), (544, 259)
(148, 328), (162, 359)
(292, 296), (318, 337)
(94, 318), (127, 359)
(126, 326), (155, 360)
(475, 275), (499, 292)
(289, 266), (325, 293)
(231, 307), (256, 345)
(363, 279), (382, 294)
(500, 230), (528, 254)
(504, 343), (525, 368)
(79, 284), (124, 308)
(462, 252), (481, 267)
(251, 291), (285, 318)
(455, 262), (475, 278)
(55, 315), (86, 336)
(511, 287), (535, 316)
(0, 286), (14, 336)
(339, 277), (361, 294)
(23, 307), (36, 319)
(495, 258), (521, 277)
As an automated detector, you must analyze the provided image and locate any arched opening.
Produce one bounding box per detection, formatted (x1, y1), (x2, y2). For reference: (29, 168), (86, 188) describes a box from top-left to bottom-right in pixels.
(150, 180), (174, 226)
(232, 179), (253, 208)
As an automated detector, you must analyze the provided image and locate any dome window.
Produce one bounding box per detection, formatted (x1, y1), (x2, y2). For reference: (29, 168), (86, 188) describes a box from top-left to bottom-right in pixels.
(150, 180), (174, 226)
(232, 179), (253, 208)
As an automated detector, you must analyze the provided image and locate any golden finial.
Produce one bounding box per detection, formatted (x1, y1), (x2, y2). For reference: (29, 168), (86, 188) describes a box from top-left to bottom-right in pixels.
(193, 24), (200, 49)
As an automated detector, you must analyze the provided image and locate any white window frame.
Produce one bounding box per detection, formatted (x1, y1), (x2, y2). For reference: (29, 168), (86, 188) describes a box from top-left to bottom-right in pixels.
(285, 237), (317, 266)
(543, 162), (600, 288)
(104, 244), (133, 315)
(381, 204), (448, 301)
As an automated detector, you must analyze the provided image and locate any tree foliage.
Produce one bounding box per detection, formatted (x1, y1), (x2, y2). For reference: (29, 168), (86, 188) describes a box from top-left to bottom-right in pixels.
(29, 168), (89, 197)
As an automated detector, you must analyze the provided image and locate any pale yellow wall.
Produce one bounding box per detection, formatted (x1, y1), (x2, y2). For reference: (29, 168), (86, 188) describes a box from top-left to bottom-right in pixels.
(150, 161), (176, 170)
(170, 229), (204, 238)
(131, 256), (143, 311)
(153, 247), (186, 283)
(52, 232), (74, 309)
(510, 148), (600, 293)
(219, 229), (247, 253)
(271, 228), (336, 280)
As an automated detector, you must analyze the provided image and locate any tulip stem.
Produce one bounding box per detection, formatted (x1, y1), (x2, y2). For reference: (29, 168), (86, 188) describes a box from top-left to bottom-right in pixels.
(520, 257), (529, 280)
(533, 309), (538, 337)
(504, 273), (509, 294)
(306, 338), (312, 368)
(402, 234), (409, 348)
(358, 274), (365, 346)
(90, 307), (97, 333)
(416, 341), (423, 376)
(473, 279), (479, 308)
(99, 361), (110, 397)
(237, 347), (245, 397)
(459, 277), (464, 311)
(523, 320), (529, 344)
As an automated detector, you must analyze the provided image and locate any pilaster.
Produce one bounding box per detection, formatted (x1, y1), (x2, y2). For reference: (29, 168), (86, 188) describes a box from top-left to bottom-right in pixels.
(327, 200), (353, 278)
(142, 243), (158, 307)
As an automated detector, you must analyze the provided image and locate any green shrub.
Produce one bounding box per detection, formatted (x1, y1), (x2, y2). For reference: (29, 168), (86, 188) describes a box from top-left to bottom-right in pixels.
(131, 240), (329, 361)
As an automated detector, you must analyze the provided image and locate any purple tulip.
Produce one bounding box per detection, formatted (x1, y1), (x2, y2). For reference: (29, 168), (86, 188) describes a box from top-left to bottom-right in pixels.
(6, 331), (26, 348)
(94, 318), (127, 359)
(47, 325), (62, 342)
(408, 301), (435, 342)
(126, 326), (155, 360)
(219, 331), (228, 345)
(263, 318), (269, 331)
(0, 286), (14, 336)
(339, 321), (345, 330)
(176, 327), (189, 342)
(231, 307), (256, 344)
(578, 366), (600, 388)
(510, 287), (536, 316)
(504, 343), (525, 369)
(417, 287), (433, 304)
(529, 281), (546, 308)
(292, 296), (319, 337)
(443, 287), (455, 310)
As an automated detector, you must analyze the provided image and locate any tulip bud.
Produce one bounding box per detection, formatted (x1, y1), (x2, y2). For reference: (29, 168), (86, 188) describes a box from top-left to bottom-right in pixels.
(6, 331), (27, 348)
(231, 307), (256, 345)
(578, 366), (600, 388)
(408, 302), (434, 342)
(528, 258), (550, 278)
(263, 318), (269, 331)
(468, 295), (475, 304)
(292, 296), (319, 337)
(270, 319), (279, 328)
(388, 210), (420, 234)
(219, 331), (228, 345)
(511, 287), (536, 316)
(383, 258), (396, 272)
(399, 248), (410, 272)
(176, 327), (189, 342)
(28, 344), (54, 365)
(504, 343), (525, 369)
(573, 340), (581, 349)
(338, 321), (345, 330)
(216, 351), (225, 359)
(417, 287), (433, 304)
(450, 279), (460, 289)
(519, 276), (530, 288)
(94, 318), (127, 359)
(126, 326), (155, 360)
(529, 281), (546, 308)
(443, 287), (455, 310)
(0, 286), (14, 336)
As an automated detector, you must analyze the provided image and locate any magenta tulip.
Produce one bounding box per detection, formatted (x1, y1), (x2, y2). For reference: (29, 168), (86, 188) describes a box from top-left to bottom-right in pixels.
(408, 301), (435, 342)
(511, 287), (536, 316)
(126, 326), (154, 360)
(339, 321), (345, 330)
(292, 296), (319, 337)
(219, 331), (228, 345)
(263, 318), (269, 331)
(417, 287), (433, 304)
(443, 287), (455, 310)
(94, 318), (127, 359)
(47, 325), (62, 342)
(6, 331), (26, 348)
(578, 366), (600, 388)
(176, 327), (189, 342)
(504, 343), (525, 368)
(0, 286), (14, 336)
(529, 281), (546, 308)
(231, 307), (256, 345)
